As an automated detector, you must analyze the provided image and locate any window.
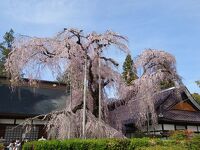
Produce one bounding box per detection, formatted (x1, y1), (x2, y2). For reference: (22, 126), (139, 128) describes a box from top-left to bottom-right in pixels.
(4, 126), (39, 144)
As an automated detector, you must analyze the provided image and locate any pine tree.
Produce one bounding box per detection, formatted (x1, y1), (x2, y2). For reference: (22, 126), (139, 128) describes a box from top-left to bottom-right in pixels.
(196, 80), (200, 88)
(0, 29), (14, 76)
(122, 54), (137, 85)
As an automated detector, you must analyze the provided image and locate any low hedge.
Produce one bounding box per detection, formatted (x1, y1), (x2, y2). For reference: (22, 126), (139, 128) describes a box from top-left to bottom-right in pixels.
(0, 143), (4, 150)
(23, 139), (131, 150)
(22, 137), (200, 150)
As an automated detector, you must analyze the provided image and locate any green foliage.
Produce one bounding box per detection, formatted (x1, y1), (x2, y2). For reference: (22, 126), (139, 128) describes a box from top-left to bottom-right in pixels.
(195, 80), (200, 88)
(22, 137), (200, 150)
(0, 143), (4, 150)
(107, 139), (130, 150)
(187, 134), (200, 150)
(169, 130), (188, 140)
(56, 71), (70, 84)
(0, 29), (14, 76)
(0, 63), (5, 76)
(192, 93), (200, 104)
(122, 54), (137, 85)
(22, 138), (153, 150)
(23, 139), (130, 150)
(160, 79), (175, 90)
(128, 138), (150, 149)
(137, 145), (188, 150)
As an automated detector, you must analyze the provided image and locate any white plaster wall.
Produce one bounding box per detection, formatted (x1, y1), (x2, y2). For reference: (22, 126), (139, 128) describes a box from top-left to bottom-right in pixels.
(187, 126), (197, 131)
(33, 119), (46, 125)
(154, 124), (162, 131)
(0, 119), (14, 124)
(149, 125), (155, 131)
(16, 119), (25, 124)
(198, 126), (200, 132)
(176, 125), (186, 130)
(164, 124), (175, 130)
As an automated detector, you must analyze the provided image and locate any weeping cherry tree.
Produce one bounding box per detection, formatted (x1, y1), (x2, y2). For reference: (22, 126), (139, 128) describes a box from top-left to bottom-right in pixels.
(117, 49), (181, 129)
(5, 28), (129, 139)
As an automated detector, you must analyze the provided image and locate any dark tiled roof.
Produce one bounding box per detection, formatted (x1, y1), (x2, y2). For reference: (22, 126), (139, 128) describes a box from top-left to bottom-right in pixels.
(160, 110), (200, 124)
(108, 86), (200, 127)
(157, 87), (200, 124)
(0, 78), (68, 117)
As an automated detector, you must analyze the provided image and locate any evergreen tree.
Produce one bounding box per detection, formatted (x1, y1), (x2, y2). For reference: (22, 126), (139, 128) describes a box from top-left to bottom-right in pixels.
(196, 80), (200, 88)
(160, 79), (175, 90)
(192, 93), (200, 104)
(122, 54), (137, 85)
(56, 71), (71, 92)
(0, 29), (14, 76)
(56, 71), (70, 84)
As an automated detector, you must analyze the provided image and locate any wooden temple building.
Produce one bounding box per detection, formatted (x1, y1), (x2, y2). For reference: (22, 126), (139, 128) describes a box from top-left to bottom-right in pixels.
(108, 86), (200, 138)
(1, 75), (200, 143)
(0, 76), (67, 144)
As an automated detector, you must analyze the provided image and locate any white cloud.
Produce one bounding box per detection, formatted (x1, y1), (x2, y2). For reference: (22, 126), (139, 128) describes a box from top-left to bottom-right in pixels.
(1, 0), (93, 24)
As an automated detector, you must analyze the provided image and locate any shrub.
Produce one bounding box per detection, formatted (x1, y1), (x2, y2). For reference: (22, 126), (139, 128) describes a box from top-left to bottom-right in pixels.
(23, 139), (129, 150)
(170, 130), (186, 140)
(128, 138), (150, 149)
(106, 139), (130, 150)
(187, 134), (200, 150)
(169, 130), (193, 140)
(136, 145), (188, 150)
(160, 80), (175, 90)
(22, 137), (200, 150)
(0, 143), (4, 150)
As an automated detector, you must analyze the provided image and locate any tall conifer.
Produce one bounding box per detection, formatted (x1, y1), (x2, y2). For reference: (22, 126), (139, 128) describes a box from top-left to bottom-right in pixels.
(122, 54), (137, 85)
(0, 29), (14, 76)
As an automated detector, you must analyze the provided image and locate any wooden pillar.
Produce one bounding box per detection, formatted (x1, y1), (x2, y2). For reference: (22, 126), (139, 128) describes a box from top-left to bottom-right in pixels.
(0, 125), (6, 138)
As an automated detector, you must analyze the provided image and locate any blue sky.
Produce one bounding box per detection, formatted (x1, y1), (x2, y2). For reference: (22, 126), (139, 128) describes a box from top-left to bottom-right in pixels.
(0, 0), (199, 93)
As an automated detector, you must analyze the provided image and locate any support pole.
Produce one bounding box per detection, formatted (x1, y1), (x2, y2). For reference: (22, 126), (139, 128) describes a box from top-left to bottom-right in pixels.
(147, 106), (150, 135)
(69, 67), (72, 110)
(98, 54), (101, 121)
(68, 67), (72, 139)
(82, 57), (87, 139)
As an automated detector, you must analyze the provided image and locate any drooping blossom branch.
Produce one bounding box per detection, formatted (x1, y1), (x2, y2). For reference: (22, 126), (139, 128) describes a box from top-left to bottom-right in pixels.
(113, 49), (181, 130)
(5, 28), (129, 138)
